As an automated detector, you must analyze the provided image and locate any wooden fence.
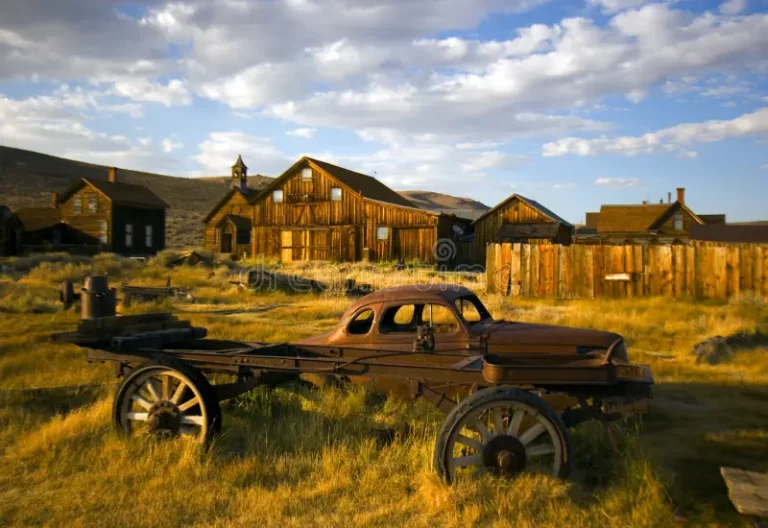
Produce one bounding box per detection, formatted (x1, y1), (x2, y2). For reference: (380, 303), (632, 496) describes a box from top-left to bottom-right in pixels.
(486, 243), (768, 299)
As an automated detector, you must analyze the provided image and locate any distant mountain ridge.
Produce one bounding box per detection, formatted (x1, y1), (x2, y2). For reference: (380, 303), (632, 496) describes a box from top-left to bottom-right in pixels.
(0, 145), (485, 247)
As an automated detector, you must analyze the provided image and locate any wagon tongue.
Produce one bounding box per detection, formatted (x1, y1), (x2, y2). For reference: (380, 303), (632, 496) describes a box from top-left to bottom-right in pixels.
(484, 322), (620, 354)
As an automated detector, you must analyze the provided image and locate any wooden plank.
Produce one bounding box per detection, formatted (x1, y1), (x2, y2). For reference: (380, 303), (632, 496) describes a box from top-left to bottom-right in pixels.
(614, 245), (627, 298)
(659, 246), (674, 296)
(672, 245), (684, 297)
(486, 244), (497, 293)
(521, 244), (531, 297)
(720, 467), (768, 517)
(593, 245), (604, 299)
(584, 245), (595, 299)
(714, 246), (728, 299)
(685, 245), (696, 297)
(564, 245), (574, 298)
(605, 273), (632, 281)
(633, 245), (644, 297)
(510, 244), (522, 296)
(726, 246), (740, 297)
(499, 243), (512, 295)
(761, 246), (768, 297)
(740, 244), (754, 292)
(530, 245), (540, 298)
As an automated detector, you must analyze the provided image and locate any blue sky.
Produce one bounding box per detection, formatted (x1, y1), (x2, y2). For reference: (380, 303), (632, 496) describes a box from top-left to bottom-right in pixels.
(1, 0), (767, 223)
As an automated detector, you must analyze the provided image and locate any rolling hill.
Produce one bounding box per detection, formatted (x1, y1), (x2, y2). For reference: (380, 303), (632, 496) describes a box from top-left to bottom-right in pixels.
(0, 145), (487, 248)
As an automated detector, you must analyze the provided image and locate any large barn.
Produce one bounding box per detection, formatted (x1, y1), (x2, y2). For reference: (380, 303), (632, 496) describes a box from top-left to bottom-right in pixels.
(204, 156), (468, 263)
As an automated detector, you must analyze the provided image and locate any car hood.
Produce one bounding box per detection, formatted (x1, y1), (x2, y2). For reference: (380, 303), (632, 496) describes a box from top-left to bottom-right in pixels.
(474, 320), (621, 354)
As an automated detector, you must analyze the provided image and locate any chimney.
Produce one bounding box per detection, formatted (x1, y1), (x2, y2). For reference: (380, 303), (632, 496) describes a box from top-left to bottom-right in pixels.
(52, 192), (59, 208)
(676, 187), (685, 204)
(667, 192), (671, 204)
(108, 167), (117, 183)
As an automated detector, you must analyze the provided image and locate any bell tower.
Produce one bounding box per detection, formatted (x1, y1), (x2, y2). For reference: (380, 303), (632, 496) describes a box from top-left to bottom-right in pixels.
(231, 154), (248, 192)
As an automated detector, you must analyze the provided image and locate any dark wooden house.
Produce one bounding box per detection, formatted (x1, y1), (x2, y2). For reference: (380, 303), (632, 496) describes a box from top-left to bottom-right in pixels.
(0, 205), (22, 256)
(470, 194), (574, 265)
(578, 188), (724, 244)
(204, 156), (467, 263)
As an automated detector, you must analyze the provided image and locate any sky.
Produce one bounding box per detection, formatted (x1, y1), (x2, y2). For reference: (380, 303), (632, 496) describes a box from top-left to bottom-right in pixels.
(0, 0), (767, 223)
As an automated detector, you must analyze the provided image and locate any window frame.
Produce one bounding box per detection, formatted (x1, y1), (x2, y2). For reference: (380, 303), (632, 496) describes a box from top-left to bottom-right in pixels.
(87, 194), (98, 213)
(125, 223), (133, 248)
(673, 212), (684, 231)
(73, 196), (82, 214)
(419, 303), (462, 336)
(273, 189), (284, 203)
(301, 167), (313, 180)
(331, 187), (342, 202)
(98, 220), (108, 245)
(346, 307), (376, 336)
(145, 225), (153, 248)
(376, 226), (389, 240)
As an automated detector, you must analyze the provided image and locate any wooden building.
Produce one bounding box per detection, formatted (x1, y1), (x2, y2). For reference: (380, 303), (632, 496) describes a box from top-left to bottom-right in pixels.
(690, 222), (768, 244)
(578, 188), (725, 245)
(5, 168), (168, 256)
(204, 156), (468, 263)
(470, 194), (573, 265)
(0, 205), (22, 256)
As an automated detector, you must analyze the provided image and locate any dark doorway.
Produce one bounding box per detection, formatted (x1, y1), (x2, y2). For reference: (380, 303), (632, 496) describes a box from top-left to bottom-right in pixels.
(221, 233), (233, 253)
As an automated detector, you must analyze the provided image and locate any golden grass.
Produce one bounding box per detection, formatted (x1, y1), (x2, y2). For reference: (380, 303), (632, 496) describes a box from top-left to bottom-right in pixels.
(0, 253), (766, 527)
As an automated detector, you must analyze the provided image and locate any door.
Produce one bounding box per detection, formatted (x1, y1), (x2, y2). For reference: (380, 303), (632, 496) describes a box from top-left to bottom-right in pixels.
(281, 230), (293, 263)
(221, 232), (233, 253)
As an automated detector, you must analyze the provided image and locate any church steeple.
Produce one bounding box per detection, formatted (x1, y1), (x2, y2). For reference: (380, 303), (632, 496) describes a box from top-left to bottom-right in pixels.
(231, 154), (248, 191)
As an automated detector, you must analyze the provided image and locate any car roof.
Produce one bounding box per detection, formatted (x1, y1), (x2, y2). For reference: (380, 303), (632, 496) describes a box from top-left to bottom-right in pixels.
(347, 284), (476, 311)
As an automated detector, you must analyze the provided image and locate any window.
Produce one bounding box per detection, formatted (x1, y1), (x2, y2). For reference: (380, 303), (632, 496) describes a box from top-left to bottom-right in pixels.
(301, 167), (312, 180)
(348, 309), (375, 335)
(98, 220), (108, 244)
(145, 225), (153, 248)
(673, 212), (684, 231)
(331, 187), (342, 201)
(376, 226), (389, 240)
(420, 304), (459, 334)
(73, 196), (82, 213)
(454, 295), (492, 323)
(87, 194), (98, 213)
(380, 304), (417, 333)
(273, 190), (284, 203)
(125, 223), (133, 247)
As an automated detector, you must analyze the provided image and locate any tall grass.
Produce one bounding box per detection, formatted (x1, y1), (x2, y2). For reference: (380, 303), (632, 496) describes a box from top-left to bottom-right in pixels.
(0, 255), (765, 526)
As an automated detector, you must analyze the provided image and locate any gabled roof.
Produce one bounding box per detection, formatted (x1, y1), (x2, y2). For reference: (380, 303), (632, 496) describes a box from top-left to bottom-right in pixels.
(221, 214), (251, 231)
(202, 187), (259, 223)
(596, 201), (702, 233)
(472, 194), (573, 227)
(60, 178), (169, 209)
(307, 158), (416, 208)
(13, 207), (63, 232)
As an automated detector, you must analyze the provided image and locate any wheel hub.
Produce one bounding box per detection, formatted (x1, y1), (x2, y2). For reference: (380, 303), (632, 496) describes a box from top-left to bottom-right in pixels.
(483, 435), (527, 476)
(147, 400), (182, 438)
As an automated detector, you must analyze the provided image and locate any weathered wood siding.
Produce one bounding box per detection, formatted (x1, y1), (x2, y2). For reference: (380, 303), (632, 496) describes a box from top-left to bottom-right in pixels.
(204, 191), (253, 255)
(655, 203), (700, 236)
(58, 184), (111, 245)
(363, 200), (438, 262)
(487, 242), (768, 299)
(473, 198), (565, 265)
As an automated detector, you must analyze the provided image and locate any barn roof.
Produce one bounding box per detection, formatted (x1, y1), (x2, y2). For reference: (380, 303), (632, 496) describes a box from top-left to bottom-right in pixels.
(222, 214), (251, 231)
(60, 178), (168, 209)
(472, 194), (573, 227)
(690, 224), (768, 243)
(498, 223), (561, 240)
(596, 204), (670, 233)
(306, 158), (416, 208)
(12, 207), (63, 232)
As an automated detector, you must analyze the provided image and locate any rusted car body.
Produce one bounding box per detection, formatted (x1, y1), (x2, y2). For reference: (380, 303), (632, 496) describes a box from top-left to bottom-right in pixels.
(56, 281), (653, 482)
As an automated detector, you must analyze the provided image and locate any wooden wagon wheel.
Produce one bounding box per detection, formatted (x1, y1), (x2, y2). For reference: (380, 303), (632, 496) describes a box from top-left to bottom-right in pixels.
(113, 360), (221, 444)
(433, 387), (570, 483)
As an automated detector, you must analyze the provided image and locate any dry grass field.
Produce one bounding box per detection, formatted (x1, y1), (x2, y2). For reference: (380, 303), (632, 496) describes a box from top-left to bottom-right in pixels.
(0, 252), (766, 527)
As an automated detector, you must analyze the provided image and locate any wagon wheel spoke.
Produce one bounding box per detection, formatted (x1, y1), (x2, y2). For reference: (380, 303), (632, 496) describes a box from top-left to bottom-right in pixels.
(131, 394), (152, 411)
(177, 397), (200, 412)
(526, 444), (555, 458)
(126, 412), (149, 422)
(170, 380), (187, 404)
(181, 415), (205, 427)
(144, 379), (161, 402)
(453, 454), (483, 468)
(507, 408), (525, 437)
(456, 433), (484, 452)
(492, 408), (505, 435)
(161, 375), (171, 400)
(471, 419), (493, 441)
(520, 423), (547, 446)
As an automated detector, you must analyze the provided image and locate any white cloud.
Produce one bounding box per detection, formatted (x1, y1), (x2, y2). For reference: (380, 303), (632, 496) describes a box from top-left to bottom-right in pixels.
(161, 137), (183, 153)
(192, 132), (291, 176)
(543, 107), (768, 157)
(111, 78), (191, 106)
(719, 0), (748, 15)
(587, 0), (652, 15)
(287, 127), (317, 139)
(594, 177), (644, 188)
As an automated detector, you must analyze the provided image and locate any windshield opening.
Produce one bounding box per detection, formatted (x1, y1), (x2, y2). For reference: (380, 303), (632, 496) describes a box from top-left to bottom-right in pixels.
(454, 295), (493, 323)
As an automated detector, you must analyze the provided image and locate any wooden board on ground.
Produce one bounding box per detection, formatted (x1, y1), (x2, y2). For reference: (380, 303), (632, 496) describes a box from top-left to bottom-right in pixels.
(720, 466), (768, 517)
